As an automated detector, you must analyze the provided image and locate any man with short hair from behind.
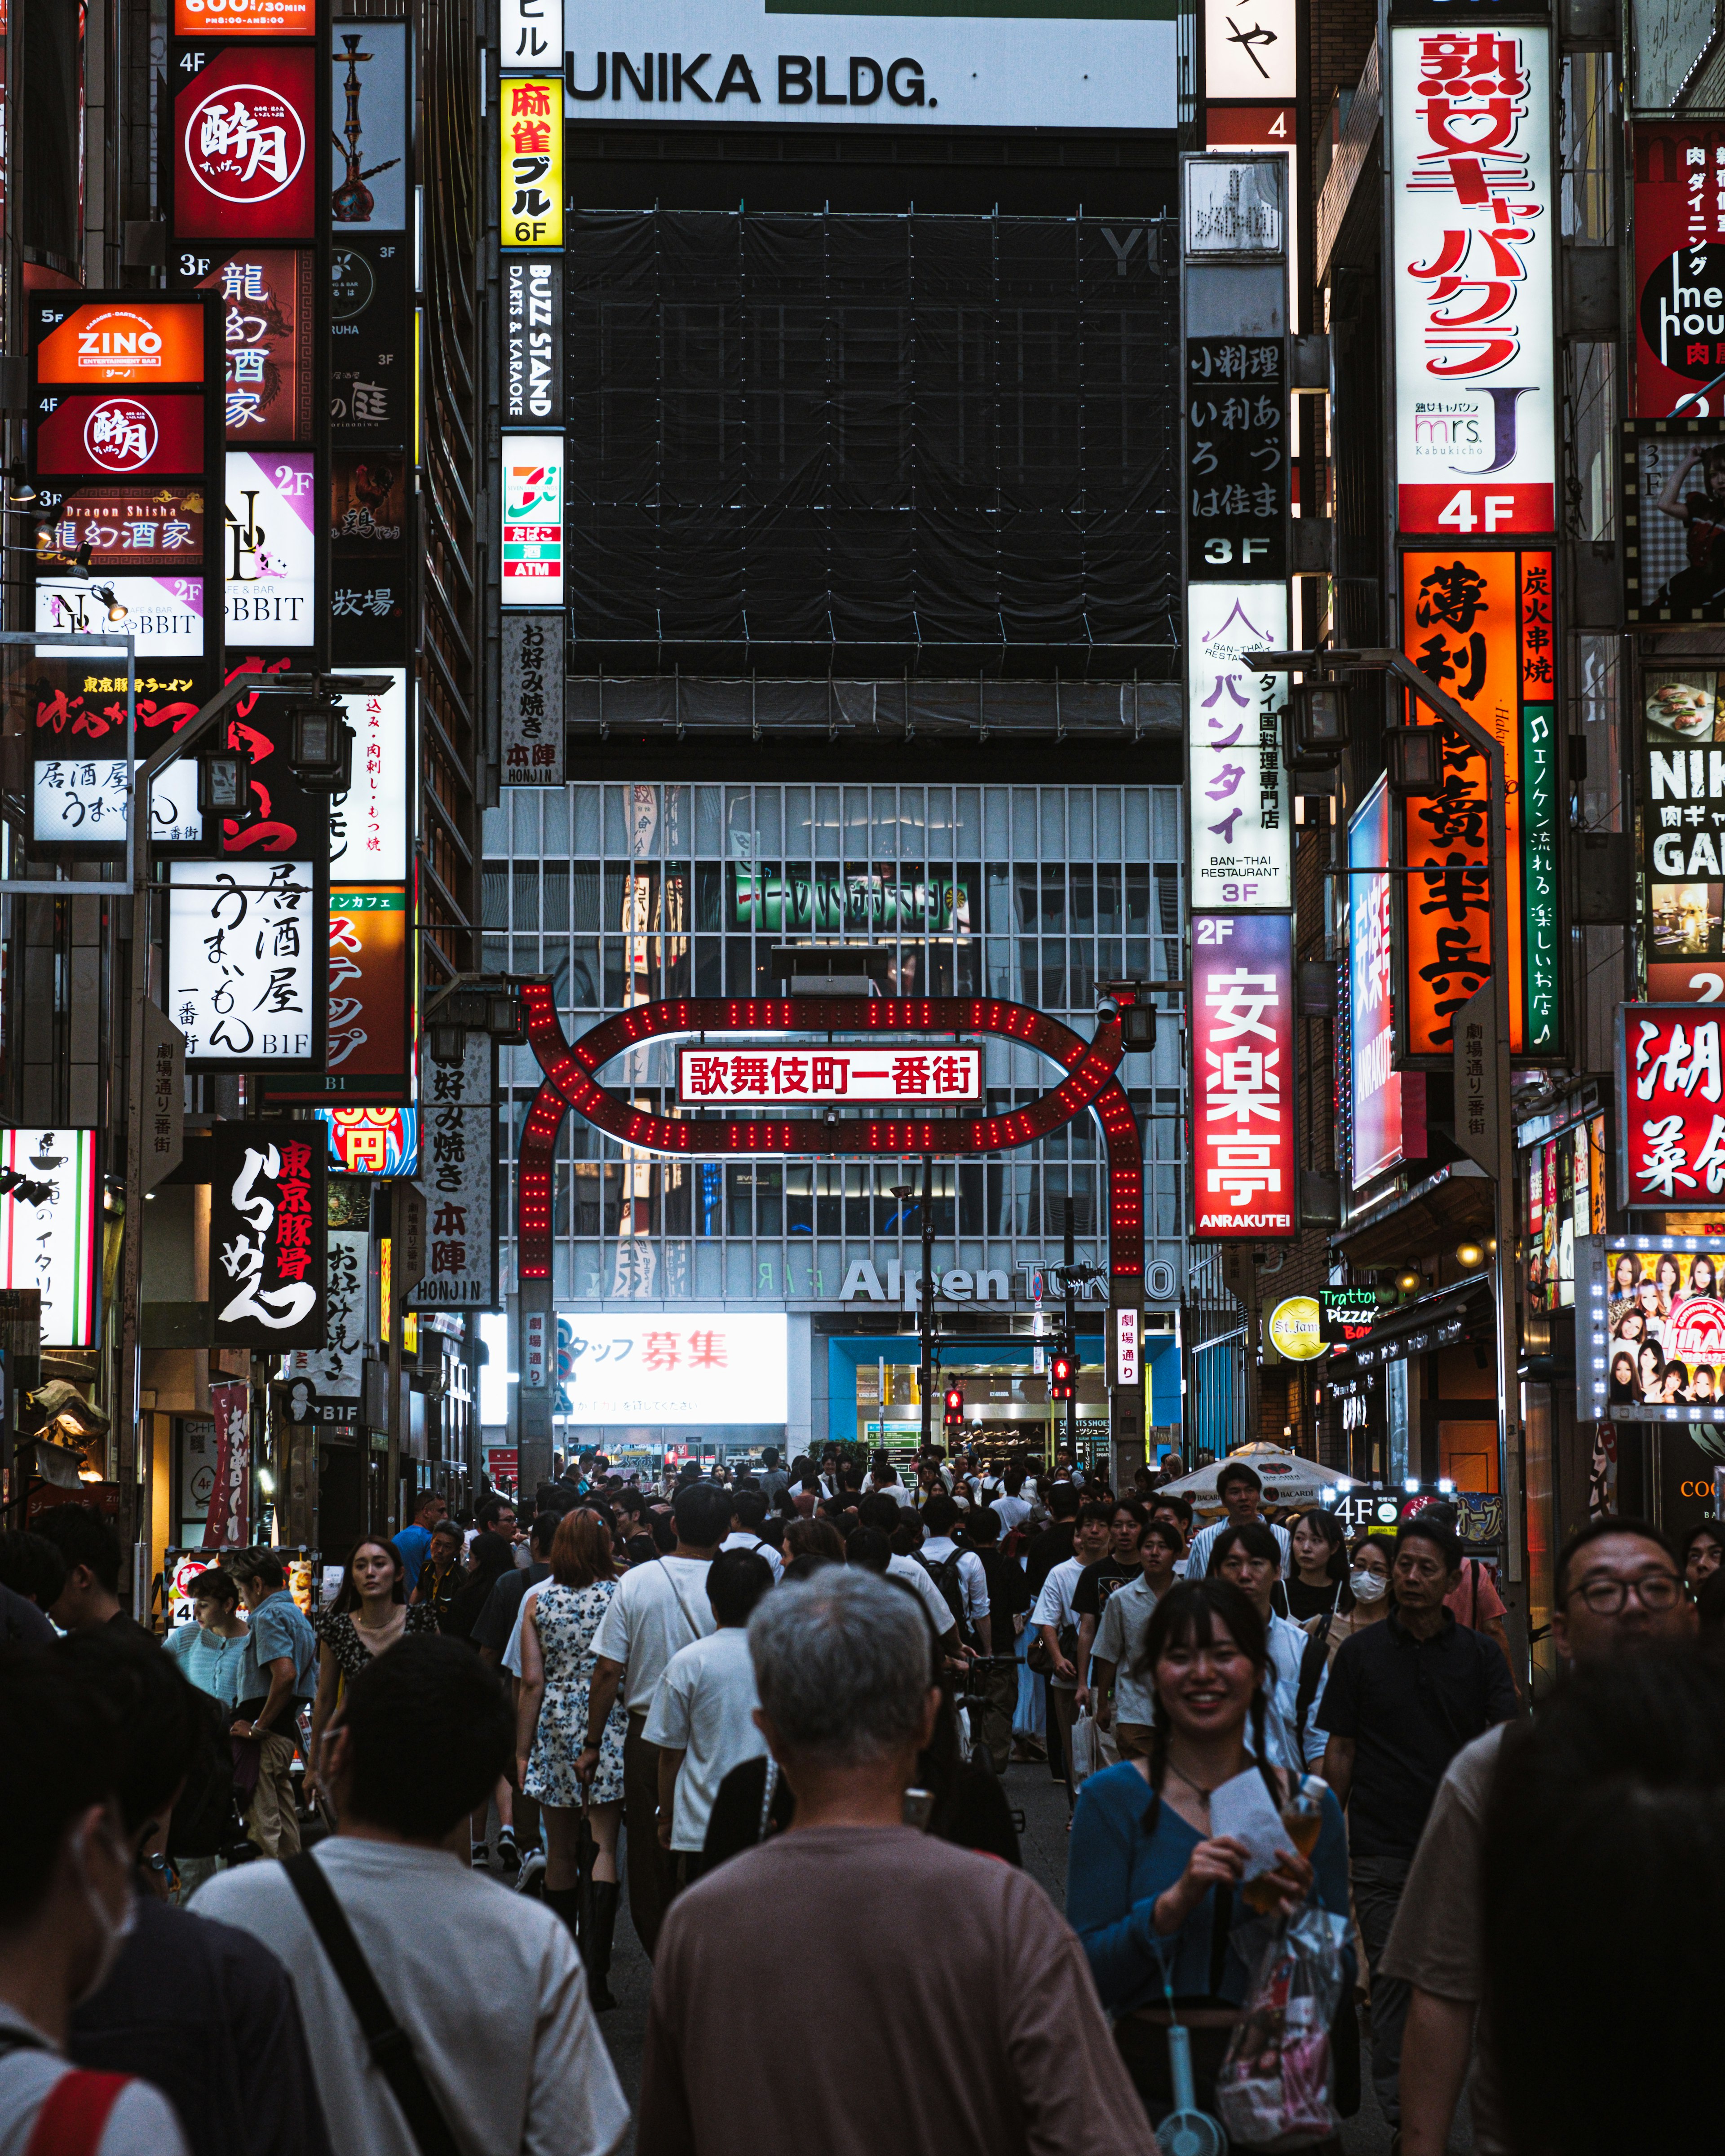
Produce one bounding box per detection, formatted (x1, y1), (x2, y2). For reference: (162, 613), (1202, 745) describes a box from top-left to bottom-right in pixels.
(721, 1489), (785, 1581)
(637, 1570), (1150, 2156)
(644, 1550), (774, 1889)
(1390, 1517), (1696, 2156)
(0, 1645), (190, 2155)
(33, 1505), (142, 1634)
(390, 1490), (445, 1597)
(231, 1552), (319, 1860)
(194, 1637), (629, 2156)
(580, 1481), (730, 1958)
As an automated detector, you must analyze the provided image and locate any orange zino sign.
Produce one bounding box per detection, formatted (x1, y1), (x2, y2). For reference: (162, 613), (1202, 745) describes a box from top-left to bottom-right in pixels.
(1399, 551), (1560, 1061)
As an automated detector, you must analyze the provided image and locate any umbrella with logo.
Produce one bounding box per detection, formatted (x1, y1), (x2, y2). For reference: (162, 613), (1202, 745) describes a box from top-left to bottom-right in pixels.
(1156, 1449), (1364, 1517)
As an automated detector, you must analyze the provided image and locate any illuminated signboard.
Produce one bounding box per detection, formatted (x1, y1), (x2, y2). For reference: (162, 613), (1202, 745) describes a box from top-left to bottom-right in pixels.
(1399, 550), (1559, 1060)
(500, 77), (564, 248)
(1615, 1004), (1725, 1215)
(174, 45), (317, 241)
(1390, 23), (1555, 535)
(1186, 582), (1292, 912)
(501, 434), (564, 605)
(33, 301), (208, 387)
(329, 667), (408, 881)
(225, 449), (316, 644)
(554, 1313), (788, 1425)
(36, 577), (206, 659)
(1190, 910), (1296, 1239)
(165, 857), (322, 1067)
(316, 1105), (418, 1175)
(0, 1130), (99, 1346)
(677, 1045), (982, 1105)
(1640, 670), (1725, 999)
(1348, 777), (1426, 1187)
(33, 394), (206, 480)
(199, 250), (317, 442)
(175, 0), (316, 32)
(34, 485), (206, 567)
(1318, 1286), (1393, 1348)
(730, 866), (970, 937)
(1632, 122), (1725, 420)
(1581, 1233), (1725, 1422)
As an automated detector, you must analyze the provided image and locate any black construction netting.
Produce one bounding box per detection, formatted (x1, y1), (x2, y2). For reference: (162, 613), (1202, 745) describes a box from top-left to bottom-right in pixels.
(563, 210), (1179, 659)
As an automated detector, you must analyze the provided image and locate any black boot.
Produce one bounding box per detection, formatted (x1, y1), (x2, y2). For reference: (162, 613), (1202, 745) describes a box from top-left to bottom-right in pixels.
(584, 1878), (619, 2012)
(543, 1882), (582, 1945)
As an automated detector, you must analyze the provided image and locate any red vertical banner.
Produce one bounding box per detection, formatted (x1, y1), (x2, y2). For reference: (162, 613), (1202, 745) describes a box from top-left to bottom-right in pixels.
(1190, 911), (1297, 1238)
(203, 1380), (252, 1549)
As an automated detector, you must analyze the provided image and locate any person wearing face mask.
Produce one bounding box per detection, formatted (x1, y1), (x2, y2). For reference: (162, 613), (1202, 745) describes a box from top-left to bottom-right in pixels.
(1304, 1532), (1393, 1671)
(62, 1635), (334, 2156)
(0, 1646), (190, 2155)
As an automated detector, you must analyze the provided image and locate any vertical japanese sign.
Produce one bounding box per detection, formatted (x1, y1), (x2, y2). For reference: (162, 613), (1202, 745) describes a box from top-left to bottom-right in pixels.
(1187, 336), (1286, 582)
(501, 614), (564, 784)
(284, 1228), (369, 1400)
(209, 1120), (328, 1346)
(501, 436), (565, 605)
(1632, 124), (1725, 420)
(142, 1004), (188, 1191)
(500, 0), (563, 71)
(504, 259), (563, 424)
(1390, 23), (1554, 536)
(1451, 980), (1500, 1175)
(1399, 550), (1560, 1058)
(1190, 912), (1297, 1238)
(500, 77), (564, 249)
(0, 1131), (98, 1346)
(203, 1380), (252, 1551)
(165, 857), (323, 1067)
(410, 1034), (496, 1310)
(1616, 1005), (1725, 1210)
(1187, 588), (1292, 910)
(1348, 777), (1425, 1189)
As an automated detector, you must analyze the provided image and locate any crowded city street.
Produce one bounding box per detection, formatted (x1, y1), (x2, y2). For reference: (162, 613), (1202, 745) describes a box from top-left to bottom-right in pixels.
(1, 0), (1722, 2149)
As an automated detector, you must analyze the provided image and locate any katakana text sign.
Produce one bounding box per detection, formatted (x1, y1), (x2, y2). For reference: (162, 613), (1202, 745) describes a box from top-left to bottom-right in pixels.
(1190, 911), (1296, 1238)
(1633, 124), (1725, 420)
(209, 1121), (327, 1346)
(677, 1046), (982, 1105)
(557, 1313), (789, 1424)
(1390, 24), (1555, 535)
(1399, 549), (1559, 1059)
(0, 1131), (97, 1346)
(166, 857), (323, 1066)
(1186, 582), (1292, 910)
(500, 77), (563, 248)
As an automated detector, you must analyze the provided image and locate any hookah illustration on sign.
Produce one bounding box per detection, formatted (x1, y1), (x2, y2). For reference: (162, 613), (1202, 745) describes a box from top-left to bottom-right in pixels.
(332, 33), (402, 224)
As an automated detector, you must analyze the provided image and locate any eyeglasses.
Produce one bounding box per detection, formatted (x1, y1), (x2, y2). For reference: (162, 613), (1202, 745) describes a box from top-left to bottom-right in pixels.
(1565, 1572), (1686, 1615)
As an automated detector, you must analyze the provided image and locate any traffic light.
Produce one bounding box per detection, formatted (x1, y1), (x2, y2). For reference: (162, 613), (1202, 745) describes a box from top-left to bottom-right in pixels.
(943, 1385), (965, 1431)
(1049, 1350), (1076, 1403)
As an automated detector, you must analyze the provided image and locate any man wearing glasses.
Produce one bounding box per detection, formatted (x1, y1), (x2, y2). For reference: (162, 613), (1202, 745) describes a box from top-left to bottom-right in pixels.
(1386, 1518), (1697, 2156)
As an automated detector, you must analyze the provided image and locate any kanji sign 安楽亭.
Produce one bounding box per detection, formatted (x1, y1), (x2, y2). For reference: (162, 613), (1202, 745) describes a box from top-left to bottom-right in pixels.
(1190, 911), (1296, 1238)
(1399, 549), (1560, 1060)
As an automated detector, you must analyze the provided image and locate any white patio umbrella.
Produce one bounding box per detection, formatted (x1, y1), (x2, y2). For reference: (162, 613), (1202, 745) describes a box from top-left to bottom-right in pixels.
(1156, 1449), (1364, 1513)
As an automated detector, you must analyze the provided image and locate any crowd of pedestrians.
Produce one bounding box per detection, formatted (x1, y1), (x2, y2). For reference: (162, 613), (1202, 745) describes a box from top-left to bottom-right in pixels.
(1, 1447), (1721, 2156)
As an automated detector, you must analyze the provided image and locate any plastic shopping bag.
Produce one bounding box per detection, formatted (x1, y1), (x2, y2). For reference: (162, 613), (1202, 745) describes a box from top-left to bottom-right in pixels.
(1214, 1905), (1350, 2150)
(1068, 1707), (1097, 1787)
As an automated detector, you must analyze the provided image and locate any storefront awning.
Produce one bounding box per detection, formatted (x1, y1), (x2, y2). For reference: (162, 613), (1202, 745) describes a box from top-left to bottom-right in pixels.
(1331, 1161), (1494, 1268)
(1346, 1275), (1494, 1371)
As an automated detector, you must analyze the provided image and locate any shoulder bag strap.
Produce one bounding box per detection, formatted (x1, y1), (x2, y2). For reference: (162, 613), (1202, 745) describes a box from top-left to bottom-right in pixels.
(25, 2072), (132, 2156)
(284, 1853), (462, 2156)
(659, 1564), (706, 1648)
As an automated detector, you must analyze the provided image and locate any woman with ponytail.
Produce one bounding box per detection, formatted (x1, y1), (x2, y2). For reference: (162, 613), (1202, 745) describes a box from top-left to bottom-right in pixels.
(1066, 1578), (1351, 2129)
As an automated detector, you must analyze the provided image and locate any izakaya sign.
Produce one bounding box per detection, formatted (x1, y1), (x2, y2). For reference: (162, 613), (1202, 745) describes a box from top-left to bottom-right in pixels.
(165, 858), (321, 1067)
(1617, 1005), (1725, 1207)
(677, 1045), (981, 1105)
(208, 1122), (327, 1346)
(1390, 25), (1555, 535)
(1190, 911), (1296, 1238)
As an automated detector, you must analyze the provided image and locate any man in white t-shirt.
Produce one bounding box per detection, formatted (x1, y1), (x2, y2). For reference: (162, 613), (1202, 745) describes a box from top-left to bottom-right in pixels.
(1210, 1520), (1326, 1768)
(197, 1635), (628, 2156)
(644, 1549), (775, 1881)
(720, 1489), (785, 1581)
(582, 1481), (729, 1958)
(917, 1494), (992, 1653)
(1031, 1502), (1114, 1803)
(0, 1652), (189, 2156)
(990, 1467), (1034, 1537)
(1185, 1463), (1292, 1582)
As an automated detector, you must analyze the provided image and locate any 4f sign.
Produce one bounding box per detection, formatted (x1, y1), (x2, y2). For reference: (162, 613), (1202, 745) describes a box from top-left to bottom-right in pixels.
(1113, 1306), (1141, 1387)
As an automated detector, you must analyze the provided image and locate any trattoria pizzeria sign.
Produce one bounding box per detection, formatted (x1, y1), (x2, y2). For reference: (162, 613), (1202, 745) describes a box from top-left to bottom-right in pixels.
(677, 1045), (981, 1105)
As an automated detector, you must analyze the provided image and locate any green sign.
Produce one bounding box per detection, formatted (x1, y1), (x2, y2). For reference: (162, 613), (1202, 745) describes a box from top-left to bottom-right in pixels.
(1522, 701), (1559, 1051)
(731, 867), (970, 937)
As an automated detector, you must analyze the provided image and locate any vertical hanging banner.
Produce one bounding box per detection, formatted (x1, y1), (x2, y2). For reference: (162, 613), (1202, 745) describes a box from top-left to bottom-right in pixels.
(1389, 23), (1555, 535)
(500, 614), (564, 784)
(500, 0), (563, 71)
(501, 436), (565, 606)
(203, 1380), (252, 1551)
(503, 259), (563, 424)
(1187, 583), (1292, 909)
(411, 1034), (497, 1310)
(1399, 550), (1560, 1060)
(499, 77), (564, 249)
(208, 1120), (328, 1347)
(1348, 777), (1426, 1188)
(1632, 123), (1725, 420)
(1190, 912), (1297, 1238)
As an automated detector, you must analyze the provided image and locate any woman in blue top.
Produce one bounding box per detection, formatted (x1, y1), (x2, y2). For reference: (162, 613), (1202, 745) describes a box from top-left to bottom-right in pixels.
(1067, 1577), (1352, 2129)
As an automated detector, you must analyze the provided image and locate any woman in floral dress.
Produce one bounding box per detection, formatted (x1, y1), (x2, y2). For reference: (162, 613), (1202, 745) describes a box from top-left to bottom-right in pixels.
(516, 1508), (628, 2006)
(307, 1535), (440, 1804)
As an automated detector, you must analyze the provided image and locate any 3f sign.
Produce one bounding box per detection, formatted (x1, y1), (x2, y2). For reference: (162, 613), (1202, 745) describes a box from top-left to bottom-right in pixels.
(1201, 538), (1274, 565)
(1438, 490), (1516, 533)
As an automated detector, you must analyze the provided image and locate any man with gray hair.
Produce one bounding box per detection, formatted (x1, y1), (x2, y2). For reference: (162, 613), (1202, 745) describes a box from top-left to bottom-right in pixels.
(637, 1570), (1151, 2156)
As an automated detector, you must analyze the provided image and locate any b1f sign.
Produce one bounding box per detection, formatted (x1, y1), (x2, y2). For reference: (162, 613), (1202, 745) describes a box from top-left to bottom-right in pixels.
(1390, 24), (1555, 536)
(1190, 911), (1296, 1238)
(1113, 1306), (1140, 1387)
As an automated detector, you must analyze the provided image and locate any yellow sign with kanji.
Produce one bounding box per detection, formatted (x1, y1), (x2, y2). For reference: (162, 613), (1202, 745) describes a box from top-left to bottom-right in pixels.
(501, 78), (563, 249)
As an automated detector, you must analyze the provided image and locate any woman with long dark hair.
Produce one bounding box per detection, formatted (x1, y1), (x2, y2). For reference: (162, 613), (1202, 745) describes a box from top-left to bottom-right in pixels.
(1066, 1579), (1350, 2127)
(307, 1534), (439, 1799)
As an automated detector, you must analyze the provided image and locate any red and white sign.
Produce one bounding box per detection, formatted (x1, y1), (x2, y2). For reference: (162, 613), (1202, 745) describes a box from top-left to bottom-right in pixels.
(33, 395), (204, 479)
(175, 48), (316, 240)
(1391, 25), (1555, 534)
(1632, 124), (1725, 419)
(1113, 1305), (1141, 1387)
(34, 303), (207, 388)
(175, 0), (316, 33)
(677, 1045), (982, 1105)
(1619, 1003), (1725, 1207)
(203, 1380), (251, 1550)
(1191, 911), (1296, 1237)
(522, 1305), (551, 1392)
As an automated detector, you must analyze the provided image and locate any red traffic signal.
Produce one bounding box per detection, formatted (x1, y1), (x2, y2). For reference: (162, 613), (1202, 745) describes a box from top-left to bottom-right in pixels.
(943, 1386), (965, 1431)
(1049, 1352), (1076, 1402)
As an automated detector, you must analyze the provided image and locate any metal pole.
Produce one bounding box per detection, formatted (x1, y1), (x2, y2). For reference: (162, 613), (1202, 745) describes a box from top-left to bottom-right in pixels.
(1064, 1194), (1077, 1465)
(920, 1153), (934, 1456)
(387, 1180), (405, 1535)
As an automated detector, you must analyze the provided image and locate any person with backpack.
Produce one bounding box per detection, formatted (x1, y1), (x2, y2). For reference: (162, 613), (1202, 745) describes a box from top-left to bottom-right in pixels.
(0, 1646), (190, 2156)
(959, 1507), (1031, 1773)
(915, 1496), (992, 1657)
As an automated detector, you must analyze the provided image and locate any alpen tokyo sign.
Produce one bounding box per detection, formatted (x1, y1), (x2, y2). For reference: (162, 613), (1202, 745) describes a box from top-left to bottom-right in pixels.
(677, 1046), (982, 1105)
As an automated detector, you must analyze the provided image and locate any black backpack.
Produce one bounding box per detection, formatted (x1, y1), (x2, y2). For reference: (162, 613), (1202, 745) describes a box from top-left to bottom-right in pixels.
(917, 1551), (973, 1644)
(1294, 1616), (1333, 1761)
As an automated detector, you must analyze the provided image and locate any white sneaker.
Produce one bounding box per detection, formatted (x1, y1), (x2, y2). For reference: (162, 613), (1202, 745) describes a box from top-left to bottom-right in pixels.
(513, 1848), (547, 1896)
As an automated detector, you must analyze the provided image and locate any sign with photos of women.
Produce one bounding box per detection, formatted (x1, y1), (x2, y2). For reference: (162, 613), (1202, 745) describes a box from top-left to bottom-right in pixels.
(1582, 1235), (1725, 1423)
